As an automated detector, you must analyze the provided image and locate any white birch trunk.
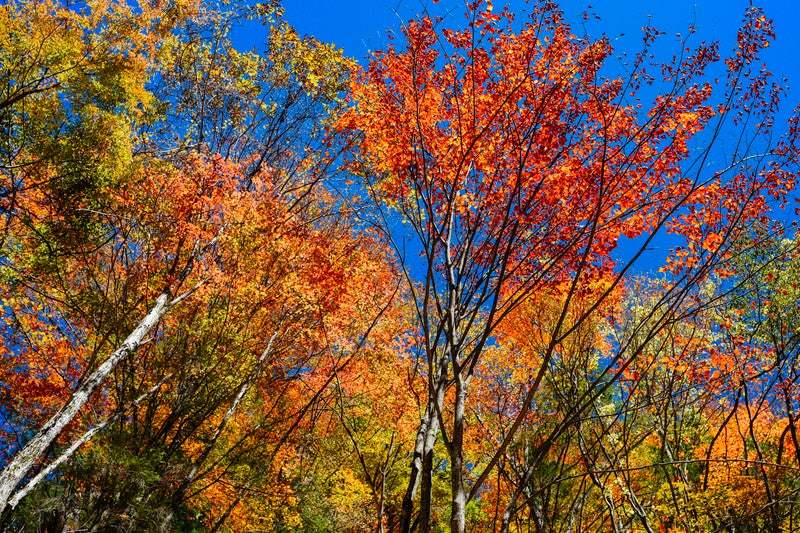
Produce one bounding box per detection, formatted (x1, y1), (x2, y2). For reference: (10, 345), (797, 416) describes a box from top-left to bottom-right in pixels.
(0, 292), (172, 514)
(7, 373), (172, 509)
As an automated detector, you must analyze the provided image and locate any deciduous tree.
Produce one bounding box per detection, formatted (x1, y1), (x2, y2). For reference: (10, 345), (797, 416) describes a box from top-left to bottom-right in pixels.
(339, 1), (798, 531)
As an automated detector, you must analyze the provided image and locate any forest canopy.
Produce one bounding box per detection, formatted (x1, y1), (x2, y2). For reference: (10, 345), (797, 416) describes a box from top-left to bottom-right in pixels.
(0, 0), (798, 532)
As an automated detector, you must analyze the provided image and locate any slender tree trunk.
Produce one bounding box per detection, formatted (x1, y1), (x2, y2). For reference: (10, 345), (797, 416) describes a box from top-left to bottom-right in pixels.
(450, 376), (468, 533)
(0, 293), (172, 515)
(400, 395), (441, 533)
(377, 467), (386, 533)
(400, 409), (429, 532)
(171, 330), (280, 513)
(419, 437), (435, 533)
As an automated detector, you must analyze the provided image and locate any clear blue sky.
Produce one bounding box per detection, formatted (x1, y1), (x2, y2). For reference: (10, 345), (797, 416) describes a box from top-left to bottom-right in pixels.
(281, 0), (799, 102)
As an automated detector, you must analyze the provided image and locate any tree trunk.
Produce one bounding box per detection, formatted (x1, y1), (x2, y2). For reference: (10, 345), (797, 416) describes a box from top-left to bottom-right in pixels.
(400, 361), (447, 533)
(7, 374), (172, 510)
(419, 438), (435, 533)
(450, 377), (467, 533)
(0, 293), (172, 515)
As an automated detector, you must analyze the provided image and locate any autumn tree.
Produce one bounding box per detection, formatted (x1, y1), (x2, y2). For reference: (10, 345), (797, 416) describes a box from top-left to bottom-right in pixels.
(2, 0), (799, 530)
(339, 1), (798, 531)
(0, 1), (409, 530)
(0, 0), (192, 514)
(697, 228), (800, 530)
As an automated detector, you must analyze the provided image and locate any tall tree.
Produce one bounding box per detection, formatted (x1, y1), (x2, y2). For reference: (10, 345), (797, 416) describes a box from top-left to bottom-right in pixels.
(339, 1), (798, 531)
(0, 1), (401, 530)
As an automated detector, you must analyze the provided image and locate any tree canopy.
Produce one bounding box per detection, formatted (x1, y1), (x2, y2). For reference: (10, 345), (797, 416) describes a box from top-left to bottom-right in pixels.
(0, 1), (798, 532)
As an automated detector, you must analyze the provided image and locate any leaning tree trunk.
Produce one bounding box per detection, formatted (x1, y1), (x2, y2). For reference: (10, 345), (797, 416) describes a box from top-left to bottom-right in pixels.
(0, 293), (173, 515)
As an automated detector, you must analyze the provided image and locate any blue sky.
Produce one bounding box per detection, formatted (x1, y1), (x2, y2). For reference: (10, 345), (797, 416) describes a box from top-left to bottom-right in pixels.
(279, 0), (799, 147)
(281, 0), (799, 96)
